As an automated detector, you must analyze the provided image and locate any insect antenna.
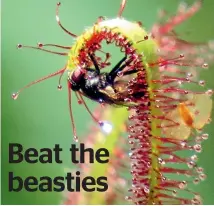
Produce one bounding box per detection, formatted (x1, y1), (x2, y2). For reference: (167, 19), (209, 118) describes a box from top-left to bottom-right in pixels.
(118, 0), (127, 18)
(56, 2), (77, 38)
(12, 67), (66, 100)
(17, 44), (68, 56)
(67, 80), (78, 142)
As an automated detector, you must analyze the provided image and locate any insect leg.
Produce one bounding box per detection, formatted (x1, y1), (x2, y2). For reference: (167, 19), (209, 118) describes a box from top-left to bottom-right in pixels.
(108, 55), (127, 79)
(122, 69), (138, 76)
(85, 68), (96, 72)
(88, 53), (100, 74)
(109, 55), (136, 81)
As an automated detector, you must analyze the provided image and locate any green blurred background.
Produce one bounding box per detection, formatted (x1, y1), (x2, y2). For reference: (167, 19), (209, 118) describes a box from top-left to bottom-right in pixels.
(2, 0), (214, 204)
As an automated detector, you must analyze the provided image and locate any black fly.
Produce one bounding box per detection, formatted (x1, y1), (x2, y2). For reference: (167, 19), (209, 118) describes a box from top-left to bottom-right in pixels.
(69, 53), (138, 105)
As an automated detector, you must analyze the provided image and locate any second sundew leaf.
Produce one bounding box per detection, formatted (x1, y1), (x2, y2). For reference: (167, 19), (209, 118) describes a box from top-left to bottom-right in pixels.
(82, 107), (128, 205)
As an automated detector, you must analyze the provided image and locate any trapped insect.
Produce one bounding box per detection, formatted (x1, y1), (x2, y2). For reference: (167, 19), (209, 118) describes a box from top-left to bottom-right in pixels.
(13, 0), (141, 141)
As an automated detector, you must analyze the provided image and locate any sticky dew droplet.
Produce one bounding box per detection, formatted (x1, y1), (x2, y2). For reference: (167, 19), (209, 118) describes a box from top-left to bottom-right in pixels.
(179, 181), (187, 189)
(180, 53), (185, 58)
(187, 161), (196, 169)
(198, 80), (205, 86)
(73, 136), (78, 142)
(187, 72), (193, 78)
(194, 144), (202, 153)
(199, 173), (206, 181)
(12, 93), (19, 100)
(17, 44), (23, 49)
(206, 118), (212, 125)
(99, 121), (113, 134)
(201, 133), (209, 140)
(57, 85), (62, 90)
(202, 63), (209, 69)
(37, 42), (43, 48)
(125, 196), (132, 201)
(77, 100), (82, 104)
(144, 186), (150, 193)
(206, 89), (213, 96)
(193, 178), (200, 185)
(172, 190), (177, 197)
(196, 167), (204, 174)
(117, 71), (124, 77)
(191, 155), (198, 162)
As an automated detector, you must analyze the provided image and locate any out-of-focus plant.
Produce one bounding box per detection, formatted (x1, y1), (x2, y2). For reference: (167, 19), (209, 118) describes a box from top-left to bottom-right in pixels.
(63, 106), (130, 205)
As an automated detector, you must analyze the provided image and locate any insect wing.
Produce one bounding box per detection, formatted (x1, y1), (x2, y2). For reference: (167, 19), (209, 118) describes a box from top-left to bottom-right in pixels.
(162, 105), (191, 140)
(185, 93), (212, 130)
(161, 93), (212, 140)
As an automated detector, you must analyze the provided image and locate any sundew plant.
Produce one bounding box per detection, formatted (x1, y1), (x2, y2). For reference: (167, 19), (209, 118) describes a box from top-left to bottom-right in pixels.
(12, 0), (213, 205)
